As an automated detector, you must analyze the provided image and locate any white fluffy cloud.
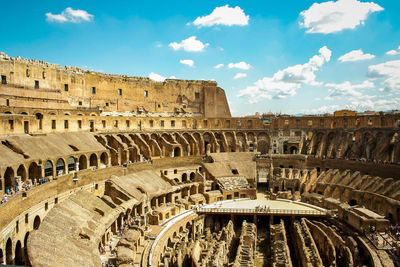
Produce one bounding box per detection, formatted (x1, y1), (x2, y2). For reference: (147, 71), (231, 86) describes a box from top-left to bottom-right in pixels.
(303, 97), (400, 114)
(368, 60), (400, 92)
(386, 45), (400, 56)
(228, 62), (251, 70)
(180, 59), (194, 67)
(338, 49), (375, 62)
(215, 64), (224, 69)
(300, 0), (383, 34)
(325, 80), (374, 99)
(193, 5), (249, 27)
(46, 7), (93, 23)
(238, 46), (331, 103)
(149, 72), (166, 82)
(233, 73), (247, 79)
(169, 36), (209, 52)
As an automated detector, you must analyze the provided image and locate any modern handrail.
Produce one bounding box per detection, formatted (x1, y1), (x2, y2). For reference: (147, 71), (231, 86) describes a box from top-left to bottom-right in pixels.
(196, 207), (326, 215)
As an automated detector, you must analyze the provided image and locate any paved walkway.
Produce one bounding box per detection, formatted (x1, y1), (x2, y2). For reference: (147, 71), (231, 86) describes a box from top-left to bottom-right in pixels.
(198, 199), (327, 216)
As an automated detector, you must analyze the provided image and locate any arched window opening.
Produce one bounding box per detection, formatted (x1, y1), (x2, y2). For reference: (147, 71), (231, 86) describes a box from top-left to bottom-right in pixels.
(24, 232), (30, 265)
(67, 157), (76, 172)
(17, 165), (27, 182)
(5, 238), (12, 265)
(4, 167), (14, 192)
(28, 162), (41, 182)
(189, 172), (195, 181)
(173, 147), (181, 157)
(55, 158), (65, 176)
(182, 173), (187, 183)
(33, 215), (41, 230)
(78, 155), (87, 170)
(15, 240), (23, 265)
(89, 154), (98, 168)
(44, 161), (53, 177)
(100, 152), (109, 167)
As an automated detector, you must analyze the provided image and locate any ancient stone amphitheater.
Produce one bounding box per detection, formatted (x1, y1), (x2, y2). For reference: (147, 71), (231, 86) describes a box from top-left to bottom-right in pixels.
(0, 52), (400, 266)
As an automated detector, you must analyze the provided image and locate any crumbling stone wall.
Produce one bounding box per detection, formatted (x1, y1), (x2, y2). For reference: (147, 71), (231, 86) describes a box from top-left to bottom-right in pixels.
(270, 219), (293, 267)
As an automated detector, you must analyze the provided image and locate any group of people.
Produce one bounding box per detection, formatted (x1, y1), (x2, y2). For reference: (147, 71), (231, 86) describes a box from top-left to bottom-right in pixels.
(1, 177), (52, 205)
(368, 225), (400, 248)
(100, 216), (137, 266)
(255, 205), (270, 212)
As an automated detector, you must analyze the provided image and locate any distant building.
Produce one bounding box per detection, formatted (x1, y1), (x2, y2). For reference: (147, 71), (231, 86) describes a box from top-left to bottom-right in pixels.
(334, 109), (356, 117)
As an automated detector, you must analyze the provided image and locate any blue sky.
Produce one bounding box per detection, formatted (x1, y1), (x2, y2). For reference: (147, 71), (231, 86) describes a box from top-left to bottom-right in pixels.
(1, 0), (400, 116)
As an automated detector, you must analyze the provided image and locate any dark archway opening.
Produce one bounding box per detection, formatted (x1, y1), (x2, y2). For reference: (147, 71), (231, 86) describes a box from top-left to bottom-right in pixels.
(173, 147), (181, 157)
(15, 240), (23, 265)
(4, 167), (14, 192)
(33, 216), (41, 230)
(17, 165), (27, 182)
(100, 152), (109, 167)
(6, 238), (12, 265)
(44, 160), (53, 177)
(189, 172), (195, 181)
(55, 158), (65, 176)
(89, 154), (98, 168)
(79, 155), (87, 170)
(28, 162), (41, 182)
(67, 157), (76, 172)
(24, 232), (30, 266)
(182, 173), (188, 183)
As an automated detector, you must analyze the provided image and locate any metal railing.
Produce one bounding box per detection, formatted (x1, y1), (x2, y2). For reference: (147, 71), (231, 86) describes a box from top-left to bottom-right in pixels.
(196, 207), (326, 216)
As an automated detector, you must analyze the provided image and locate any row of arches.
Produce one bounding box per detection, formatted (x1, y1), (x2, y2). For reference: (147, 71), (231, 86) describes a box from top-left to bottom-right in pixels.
(306, 130), (400, 162)
(99, 131), (270, 166)
(1, 152), (109, 193)
(0, 215), (40, 265)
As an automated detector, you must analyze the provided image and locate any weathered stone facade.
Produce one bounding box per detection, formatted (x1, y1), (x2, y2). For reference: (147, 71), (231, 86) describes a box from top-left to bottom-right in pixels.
(0, 53), (399, 266)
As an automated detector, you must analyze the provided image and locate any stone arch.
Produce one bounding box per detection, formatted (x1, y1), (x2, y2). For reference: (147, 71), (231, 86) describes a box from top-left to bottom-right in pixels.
(290, 146), (298, 154)
(100, 152), (109, 166)
(79, 155), (87, 170)
(89, 154), (98, 168)
(24, 232), (30, 266)
(0, 248), (3, 265)
(44, 160), (53, 177)
(203, 132), (215, 153)
(55, 158), (66, 176)
(182, 173), (188, 183)
(182, 187), (189, 198)
(4, 167), (14, 192)
(67, 157), (76, 172)
(326, 132), (336, 158)
(310, 132), (324, 155)
(14, 240), (23, 265)
(224, 132), (236, 152)
(198, 183), (204, 193)
(183, 133), (198, 156)
(257, 132), (270, 154)
(129, 147), (139, 162)
(33, 215), (41, 230)
(236, 132), (246, 152)
(17, 164), (27, 182)
(34, 112), (43, 130)
(28, 162), (41, 182)
(5, 238), (12, 265)
(189, 172), (195, 181)
(190, 185), (197, 195)
(173, 147), (181, 157)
